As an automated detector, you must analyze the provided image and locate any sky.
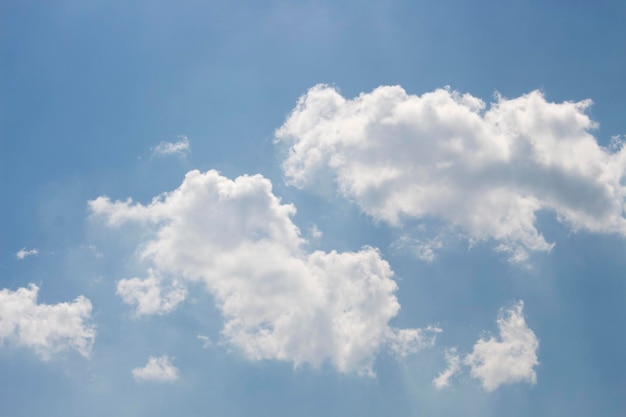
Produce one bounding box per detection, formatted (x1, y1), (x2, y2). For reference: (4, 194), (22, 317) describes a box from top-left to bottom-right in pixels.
(1, 1), (626, 416)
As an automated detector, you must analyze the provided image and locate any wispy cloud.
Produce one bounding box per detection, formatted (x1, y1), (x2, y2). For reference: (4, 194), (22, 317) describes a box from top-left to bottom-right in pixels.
(152, 135), (190, 156)
(197, 335), (212, 348)
(433, 348), (461, 389)
(16, 247), (38, 260)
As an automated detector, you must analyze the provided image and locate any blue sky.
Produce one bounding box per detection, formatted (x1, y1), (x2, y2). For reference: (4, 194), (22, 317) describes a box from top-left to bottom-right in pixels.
(2, 1), (626, 416)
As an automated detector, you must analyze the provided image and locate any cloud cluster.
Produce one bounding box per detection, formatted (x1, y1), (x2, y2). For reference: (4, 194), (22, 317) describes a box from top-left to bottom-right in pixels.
(90, 169), (437, 375)
(276, 85), (626, 261)
(132, 355), (179, 382)
(0, 284), (95, 359)
(433, 301), (539, 391)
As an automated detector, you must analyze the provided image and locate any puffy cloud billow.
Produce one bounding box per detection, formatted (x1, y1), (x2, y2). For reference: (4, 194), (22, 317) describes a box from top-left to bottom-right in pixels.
(465, 301), (539, 391)
(0, 285), (95, 359)
(433, 301), (539, 392)
(276, 85), (626, 262)
(90, 170), (438, 375)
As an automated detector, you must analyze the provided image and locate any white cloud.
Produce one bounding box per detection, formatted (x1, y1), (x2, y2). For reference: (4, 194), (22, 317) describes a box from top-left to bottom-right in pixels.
(116, 270), (187, 316)
(0, 284), (95, 359)
(392, 235), (443, 262)
(152, 135), (190, 156)
(433, 347), (461, 389)
(387, 326), (440, 357)
(309, 224), (323, 239)
(132, 355), (179, 382)
(464, 301), (539, 391)
(276, 85), (626, 262)
(197, 335), (212, 348)
(16, 247), (38, 260)
(90, 169), (437, 375)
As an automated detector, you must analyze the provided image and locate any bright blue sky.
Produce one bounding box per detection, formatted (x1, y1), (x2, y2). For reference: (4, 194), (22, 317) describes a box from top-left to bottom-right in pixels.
(2, 1), (626, 416)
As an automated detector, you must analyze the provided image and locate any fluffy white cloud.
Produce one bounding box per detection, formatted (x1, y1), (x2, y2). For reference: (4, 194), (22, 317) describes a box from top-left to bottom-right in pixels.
(116, 270), (187, 316)
(132, 355), (179, 382)
(16, 247), (38, 260)
(276, 85), (626, 262)
(152, 135), (190, 156)
(433, 347), (461, 389)
(0, 284), (95, 359)
(464, 301), (539, 391)
(90, 169), (437, 375)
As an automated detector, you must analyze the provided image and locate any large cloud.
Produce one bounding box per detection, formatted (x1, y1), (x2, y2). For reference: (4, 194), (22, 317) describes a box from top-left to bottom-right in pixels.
(0, 284), (95, 359)
(276, 85), (626, 261)
(90, 170), (437, 375)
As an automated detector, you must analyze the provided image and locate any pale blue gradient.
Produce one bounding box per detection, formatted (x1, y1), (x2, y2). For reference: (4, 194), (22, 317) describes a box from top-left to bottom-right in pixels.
(1, 1), (625, 416)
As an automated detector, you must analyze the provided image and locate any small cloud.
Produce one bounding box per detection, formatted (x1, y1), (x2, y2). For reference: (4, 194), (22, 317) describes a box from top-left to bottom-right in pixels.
(433, 348), (461, 389)
(197, 335), (212, 348)
(116, 270), (187, 316)
(16, 247), (38, 260)
(132, 355), (179, 382)
(393, 235), (443, 262)
(464, 301), (539, 391)
(431, 301), (539, 392)
(152, 135), (190, 156)
(83, 244), (103, 258)
(309, 224), (323, 239)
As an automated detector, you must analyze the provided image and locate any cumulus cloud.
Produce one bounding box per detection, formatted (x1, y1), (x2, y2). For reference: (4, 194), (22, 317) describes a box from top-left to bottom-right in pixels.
(276, 84), (626, 262)
(90, 169), (437, 375)
(116, 270), (187, 316)
(464, 301), (539, 391)
(432, 302), (538, 391)
(152, 135), (190, 156)
(16, 247), (38, 260)
(0, 284), (95, 359)
(132, 355), (179, 382)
